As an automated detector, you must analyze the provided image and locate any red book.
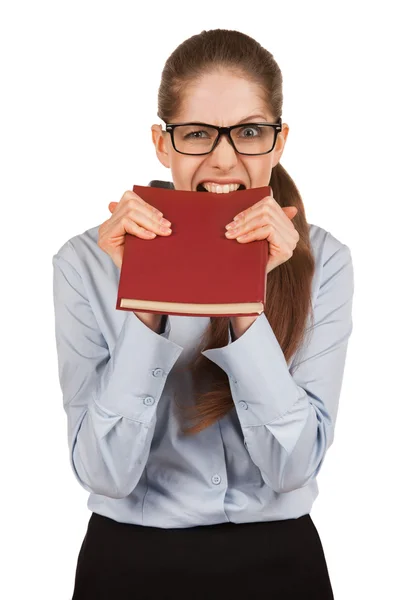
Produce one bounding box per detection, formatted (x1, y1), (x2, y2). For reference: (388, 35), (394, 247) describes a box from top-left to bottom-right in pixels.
(116, 183), (271, 317)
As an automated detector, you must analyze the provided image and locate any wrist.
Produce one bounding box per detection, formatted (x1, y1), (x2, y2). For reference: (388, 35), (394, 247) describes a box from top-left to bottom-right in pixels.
(134, 311), (163, 333)
(230, 315), (258, 339)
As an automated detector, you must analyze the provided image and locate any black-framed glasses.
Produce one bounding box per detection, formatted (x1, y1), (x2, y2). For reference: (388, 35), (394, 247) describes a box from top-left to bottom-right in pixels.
(162, 117), (282, 156)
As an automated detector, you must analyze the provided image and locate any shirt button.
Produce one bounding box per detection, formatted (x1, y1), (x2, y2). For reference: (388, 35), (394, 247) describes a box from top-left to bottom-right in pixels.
(211, 474), (221, 485)
(238, 400), (248, 410)
(143, 396), (155, 406)
(152, 368), (164, 377)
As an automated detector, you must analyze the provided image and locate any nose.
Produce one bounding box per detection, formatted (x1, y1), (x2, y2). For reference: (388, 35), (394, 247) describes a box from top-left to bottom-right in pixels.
(208, 132), (238, 168)
(215, 130), (236, 150)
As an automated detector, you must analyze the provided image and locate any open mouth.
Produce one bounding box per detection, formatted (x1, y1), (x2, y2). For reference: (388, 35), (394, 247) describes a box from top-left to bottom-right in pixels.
(196, 183), (246, 192)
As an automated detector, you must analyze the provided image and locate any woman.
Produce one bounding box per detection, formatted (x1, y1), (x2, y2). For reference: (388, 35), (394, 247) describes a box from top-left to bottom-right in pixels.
(52, 28), (353, 599)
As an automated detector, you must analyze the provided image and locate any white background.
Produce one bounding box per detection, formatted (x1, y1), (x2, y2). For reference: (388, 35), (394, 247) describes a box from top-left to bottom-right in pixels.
(1, 1), (399, 598)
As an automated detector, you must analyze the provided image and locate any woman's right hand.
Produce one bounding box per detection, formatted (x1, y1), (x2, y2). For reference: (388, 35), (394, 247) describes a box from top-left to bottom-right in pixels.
(98, 190), (172, 332)
(98, 189), (172, 270)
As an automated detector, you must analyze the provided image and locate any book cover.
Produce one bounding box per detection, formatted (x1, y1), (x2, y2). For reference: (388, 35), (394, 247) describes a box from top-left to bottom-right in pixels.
(116, 183), (271, 317)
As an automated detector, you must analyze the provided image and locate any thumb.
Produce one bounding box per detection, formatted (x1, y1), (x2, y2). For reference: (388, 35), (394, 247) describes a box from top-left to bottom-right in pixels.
(282, 206), (298, 219)
(108, 201), (118, 213)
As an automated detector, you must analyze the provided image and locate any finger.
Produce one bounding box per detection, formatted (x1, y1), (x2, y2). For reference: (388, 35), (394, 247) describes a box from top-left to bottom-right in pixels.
(227, 207), (281, 238)
(121, 219), (158, 239)
(274, 207), (298, 235)
(232, 195), (280, 227)
(102, 212), (160, 241)
(108, 195), (172, 235)
(282, 206), (298, 220)
(256, 201), (297, 233)
(233, 194), (275, 221)
(117, 207), (172, 237)
(236, 225), (293, 253)
(236, 223), (275, 243)
(227, 202), (296, 241)
(123, 191), (165, 220)
(130, 197), (171, 228)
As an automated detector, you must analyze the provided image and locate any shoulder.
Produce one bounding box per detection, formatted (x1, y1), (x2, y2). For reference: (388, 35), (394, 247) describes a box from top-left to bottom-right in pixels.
(308, 222), (352, 262)
(308, 222), (352, 275)
(308, 222), (354, 301)
(52, 223), (108, 278)
(52, 178), (165, 271)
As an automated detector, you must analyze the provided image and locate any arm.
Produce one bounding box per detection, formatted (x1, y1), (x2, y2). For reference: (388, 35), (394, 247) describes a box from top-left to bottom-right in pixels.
(202, 242), (354, 493)
(52, 242), (183, 499)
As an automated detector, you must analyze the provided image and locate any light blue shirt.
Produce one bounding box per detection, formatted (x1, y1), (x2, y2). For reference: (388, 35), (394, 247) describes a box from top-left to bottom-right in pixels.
(52, 185), (354, 528)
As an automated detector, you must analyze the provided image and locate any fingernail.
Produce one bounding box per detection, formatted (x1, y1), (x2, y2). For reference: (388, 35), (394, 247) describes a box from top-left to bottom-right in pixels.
(160, 218), (171, 226)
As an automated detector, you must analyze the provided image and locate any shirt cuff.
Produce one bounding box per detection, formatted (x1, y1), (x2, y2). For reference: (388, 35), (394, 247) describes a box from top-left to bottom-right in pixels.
(201, 312), (302, 426)
(97, 311), (183, 423)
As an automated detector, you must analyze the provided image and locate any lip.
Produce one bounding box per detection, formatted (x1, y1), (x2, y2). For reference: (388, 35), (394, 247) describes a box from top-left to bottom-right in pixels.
(196, 179), (247, 188)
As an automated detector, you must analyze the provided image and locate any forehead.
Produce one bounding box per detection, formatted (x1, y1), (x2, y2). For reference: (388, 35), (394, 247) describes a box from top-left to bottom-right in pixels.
(176, 71), (270, 125)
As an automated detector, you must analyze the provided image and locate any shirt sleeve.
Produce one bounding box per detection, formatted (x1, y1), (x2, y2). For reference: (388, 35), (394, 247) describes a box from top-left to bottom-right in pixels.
(202, 242), (354, 494)
(52, 243), (184, 499)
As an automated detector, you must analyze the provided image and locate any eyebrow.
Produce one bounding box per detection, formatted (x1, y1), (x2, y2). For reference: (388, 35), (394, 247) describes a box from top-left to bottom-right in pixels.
(236, 114), (268, 124)
(179, 114), (271, 126)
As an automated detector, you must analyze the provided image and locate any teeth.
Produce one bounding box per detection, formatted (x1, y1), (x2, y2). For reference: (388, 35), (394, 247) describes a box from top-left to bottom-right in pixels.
(202, 182), (241, 193)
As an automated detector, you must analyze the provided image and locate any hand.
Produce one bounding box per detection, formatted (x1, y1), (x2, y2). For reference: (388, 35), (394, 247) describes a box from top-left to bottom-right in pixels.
(225, 192), (299, 338)
(99, 190), (172, 270)
(224, 192), (299, 274)
(99, 190), (172, 330)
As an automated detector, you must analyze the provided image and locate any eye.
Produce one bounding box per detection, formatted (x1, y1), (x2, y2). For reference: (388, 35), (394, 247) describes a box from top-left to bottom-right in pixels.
(238, 126), (262, 137)
(184, 129), (210, 140)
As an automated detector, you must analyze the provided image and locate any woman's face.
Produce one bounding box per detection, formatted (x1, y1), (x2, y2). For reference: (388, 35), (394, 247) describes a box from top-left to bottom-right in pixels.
(151, 70), (289, 192)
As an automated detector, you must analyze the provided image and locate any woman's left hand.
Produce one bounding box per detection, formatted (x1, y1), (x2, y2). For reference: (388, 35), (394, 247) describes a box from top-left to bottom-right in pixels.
(225, 193), (300, 338)
(225, 193), (299, 274)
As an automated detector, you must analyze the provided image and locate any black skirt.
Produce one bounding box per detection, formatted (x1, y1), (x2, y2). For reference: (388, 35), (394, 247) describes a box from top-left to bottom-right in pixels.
(71, 511), (334, 599)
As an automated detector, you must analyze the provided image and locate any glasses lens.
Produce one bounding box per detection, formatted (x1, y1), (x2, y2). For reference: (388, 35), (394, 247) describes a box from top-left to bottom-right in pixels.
(231, 125), (276, 154)
(173, 125), (218, 154)
(172, 124), (276, 154)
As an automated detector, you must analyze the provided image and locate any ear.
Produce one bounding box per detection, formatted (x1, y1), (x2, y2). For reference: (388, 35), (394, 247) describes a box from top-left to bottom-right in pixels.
(151, 124), (171, 168)
(271, 122), (289, 168)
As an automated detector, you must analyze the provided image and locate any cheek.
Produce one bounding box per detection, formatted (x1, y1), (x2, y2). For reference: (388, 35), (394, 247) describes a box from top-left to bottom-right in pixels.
(249, 158), (273, 187)
(172, 157), (206, 191)
(239, 156), (271, 185)
(169, 157), (192, 190)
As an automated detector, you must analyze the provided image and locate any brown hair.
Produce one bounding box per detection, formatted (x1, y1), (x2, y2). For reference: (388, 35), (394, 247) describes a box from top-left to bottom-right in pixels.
(156, 29), (315, 435)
